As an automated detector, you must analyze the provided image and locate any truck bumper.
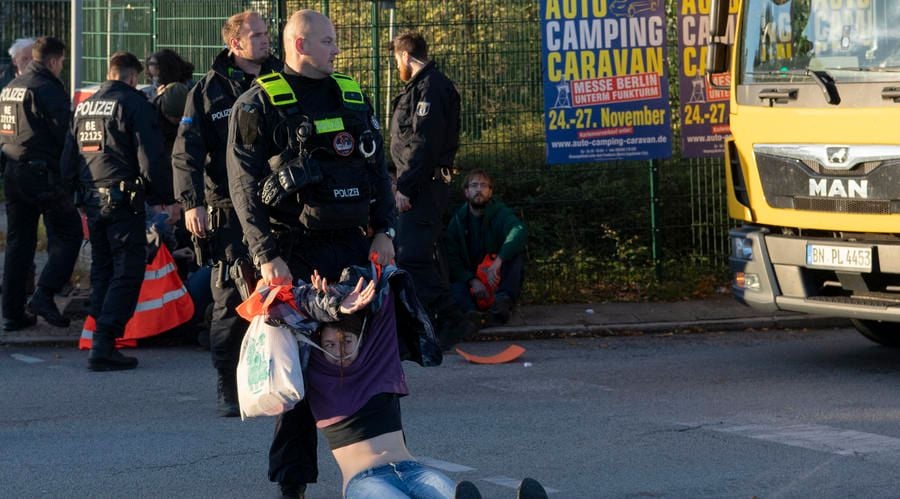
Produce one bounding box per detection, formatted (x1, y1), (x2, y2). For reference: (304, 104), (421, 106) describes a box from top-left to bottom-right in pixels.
(730, 225), (900, 321)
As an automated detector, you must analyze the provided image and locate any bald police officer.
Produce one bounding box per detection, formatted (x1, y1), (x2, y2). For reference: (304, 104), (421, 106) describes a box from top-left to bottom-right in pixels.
(226, 10), (396, 498)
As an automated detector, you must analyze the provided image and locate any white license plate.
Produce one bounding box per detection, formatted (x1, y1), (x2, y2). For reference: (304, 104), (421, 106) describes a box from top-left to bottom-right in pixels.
(806, 244), (872, 272)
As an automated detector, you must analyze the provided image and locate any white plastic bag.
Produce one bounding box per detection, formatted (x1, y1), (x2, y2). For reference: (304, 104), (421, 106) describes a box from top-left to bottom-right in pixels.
(237, 315), (305, 420)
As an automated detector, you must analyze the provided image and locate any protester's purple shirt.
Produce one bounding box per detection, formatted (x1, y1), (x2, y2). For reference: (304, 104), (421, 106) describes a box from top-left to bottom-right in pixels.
(306, 293), (409, 428)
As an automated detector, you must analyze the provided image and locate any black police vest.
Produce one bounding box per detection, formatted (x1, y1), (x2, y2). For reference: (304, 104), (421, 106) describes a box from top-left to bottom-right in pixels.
(257, 72), (376, 231)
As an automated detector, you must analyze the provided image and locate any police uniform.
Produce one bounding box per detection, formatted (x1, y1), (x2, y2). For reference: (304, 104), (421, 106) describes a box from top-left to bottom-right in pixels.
(0, 60), (82, 330)
(226, 66), (396, 489)
(173, 49), (283, 416)
(62, 79), (171, 367)
(389, 60), (465, 346)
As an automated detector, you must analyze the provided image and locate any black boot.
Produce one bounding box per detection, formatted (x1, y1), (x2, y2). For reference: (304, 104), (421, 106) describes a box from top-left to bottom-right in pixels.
(516, 478), (548, 499)
(217, 368), (239, 417)
(27, 286), (70, 327)
(3, 312), (37, 331)
(279, 481), (306, 499)
(455, 480), (483, 499)
(488, 294), (514, 325)
(88, 332), (138, 372)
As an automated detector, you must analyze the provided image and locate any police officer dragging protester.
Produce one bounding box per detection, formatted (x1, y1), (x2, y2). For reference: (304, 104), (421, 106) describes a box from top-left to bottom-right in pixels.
(0, 36), (82, 332)
(226, 9), (396, 498)
(172, 10), (283, 417)
(389, 32), (473, 350)
(61, 52), (173, 371)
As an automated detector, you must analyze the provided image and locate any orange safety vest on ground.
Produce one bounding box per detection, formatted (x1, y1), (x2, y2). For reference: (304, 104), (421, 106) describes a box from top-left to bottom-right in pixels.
(79, 244), (195, 349)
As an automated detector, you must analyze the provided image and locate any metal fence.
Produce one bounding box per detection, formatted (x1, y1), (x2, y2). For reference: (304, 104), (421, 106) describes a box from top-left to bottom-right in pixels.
(5, 0), (731, 302)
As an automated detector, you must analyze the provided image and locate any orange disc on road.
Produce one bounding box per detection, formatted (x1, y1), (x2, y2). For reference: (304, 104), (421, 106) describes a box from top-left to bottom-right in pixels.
(455, 344), (526, 364)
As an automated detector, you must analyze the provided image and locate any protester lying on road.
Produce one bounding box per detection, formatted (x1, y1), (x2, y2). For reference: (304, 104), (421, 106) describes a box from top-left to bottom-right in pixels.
(294, 264), (549, 499)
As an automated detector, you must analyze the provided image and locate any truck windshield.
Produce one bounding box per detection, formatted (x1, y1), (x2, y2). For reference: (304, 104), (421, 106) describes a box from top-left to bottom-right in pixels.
(742, 0), (900, 83)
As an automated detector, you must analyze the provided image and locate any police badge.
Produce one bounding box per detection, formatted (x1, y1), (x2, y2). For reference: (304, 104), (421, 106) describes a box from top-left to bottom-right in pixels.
(416, 101), (430, 117)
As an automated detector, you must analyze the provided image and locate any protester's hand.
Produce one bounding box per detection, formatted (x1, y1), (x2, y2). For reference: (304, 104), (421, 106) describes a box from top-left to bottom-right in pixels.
(469, 278), (489, 300)
(486, 256), (503, 287)
(394, 191), (411, 213)
(370, 233), (395, 266)
(339, 277), (376, 314)
(260, 257), (292, 286)
(184, 206), (208, 237)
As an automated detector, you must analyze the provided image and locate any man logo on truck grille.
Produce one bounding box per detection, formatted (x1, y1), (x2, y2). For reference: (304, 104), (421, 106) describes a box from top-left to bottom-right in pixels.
(827, 146), (849, 165)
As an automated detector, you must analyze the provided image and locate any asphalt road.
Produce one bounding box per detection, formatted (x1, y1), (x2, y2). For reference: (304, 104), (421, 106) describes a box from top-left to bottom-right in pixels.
(4, 326), (900, 498)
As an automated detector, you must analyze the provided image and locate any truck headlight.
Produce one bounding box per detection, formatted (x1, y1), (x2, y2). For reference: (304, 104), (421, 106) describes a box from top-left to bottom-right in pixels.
(735, 272), (761, 291)
(732, 236), (753, 260)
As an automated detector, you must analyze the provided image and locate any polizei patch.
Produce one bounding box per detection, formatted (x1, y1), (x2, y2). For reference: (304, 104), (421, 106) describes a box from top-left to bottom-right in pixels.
(333, 131), (355, 157)
(74, 99), (117, 117)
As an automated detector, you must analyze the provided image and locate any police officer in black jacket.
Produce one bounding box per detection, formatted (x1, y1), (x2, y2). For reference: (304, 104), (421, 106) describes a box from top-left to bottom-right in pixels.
(0, 36), (82, 332)
(389, 32), (472, 350)
(173, 10), (283, 418)
(226, 9), (395, 498)
(62, 51), (173, 371)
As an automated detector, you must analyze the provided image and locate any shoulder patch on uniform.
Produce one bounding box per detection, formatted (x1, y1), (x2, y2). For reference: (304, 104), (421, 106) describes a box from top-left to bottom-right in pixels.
(416, 101), (430, 117)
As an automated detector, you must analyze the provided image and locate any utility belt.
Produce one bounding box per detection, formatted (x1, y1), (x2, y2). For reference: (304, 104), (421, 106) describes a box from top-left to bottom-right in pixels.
(6, 159), (70, 202)
(7, 158), (59, 185)
(193, 205), (258, 300)
(97, 178), (145, 214)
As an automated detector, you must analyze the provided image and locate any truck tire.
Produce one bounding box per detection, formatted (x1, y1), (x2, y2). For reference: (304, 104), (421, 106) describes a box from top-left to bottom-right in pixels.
(851, 319), (900, 347)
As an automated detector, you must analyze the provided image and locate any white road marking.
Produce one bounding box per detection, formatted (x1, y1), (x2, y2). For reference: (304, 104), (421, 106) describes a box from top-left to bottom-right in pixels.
(482, 475), (559, 493)
(692, 422), (900, 456)
(418, 457), (475, 472)
(11, 354), (44, 364)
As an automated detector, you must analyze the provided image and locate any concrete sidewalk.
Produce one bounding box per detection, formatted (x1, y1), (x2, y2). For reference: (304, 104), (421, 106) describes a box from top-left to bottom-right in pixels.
(0, 291), (850, 347)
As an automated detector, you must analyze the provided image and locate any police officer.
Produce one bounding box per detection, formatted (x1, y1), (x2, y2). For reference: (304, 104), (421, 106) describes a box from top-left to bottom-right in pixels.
(0, 36), (82, 332)
(62, 51), (172, 371)
(173, 10), (283, 418)
(226, 10), (395, 498)
(389, 32), (471, 350)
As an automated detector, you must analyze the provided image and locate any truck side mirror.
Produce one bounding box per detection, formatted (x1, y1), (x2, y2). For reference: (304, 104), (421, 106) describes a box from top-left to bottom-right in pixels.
(707, 42), (730, 77)
(709, 0), (729, 37)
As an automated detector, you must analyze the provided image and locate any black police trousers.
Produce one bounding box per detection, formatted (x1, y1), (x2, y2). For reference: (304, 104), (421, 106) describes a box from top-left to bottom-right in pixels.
(2, 165), (82, 321)
(208, 206), (249, 370)
(85, 204), (146, 339)
(395, 178), (456, 317)
(268, 227), (370, 485)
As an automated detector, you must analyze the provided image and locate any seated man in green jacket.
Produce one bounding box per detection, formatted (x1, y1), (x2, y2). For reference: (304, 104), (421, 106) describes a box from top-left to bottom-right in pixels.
(445, 169), (527, 326)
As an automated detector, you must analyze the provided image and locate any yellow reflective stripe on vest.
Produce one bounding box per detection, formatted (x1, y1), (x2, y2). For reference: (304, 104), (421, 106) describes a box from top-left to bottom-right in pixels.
(256, 73), (298, 106)
(314, 117), (345, 134)
(331, 72), (365, 105)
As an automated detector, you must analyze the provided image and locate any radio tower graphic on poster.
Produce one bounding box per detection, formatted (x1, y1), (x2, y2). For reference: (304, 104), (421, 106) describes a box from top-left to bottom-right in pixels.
(688, 77), (706, 103)
(553, 80), (572, 108)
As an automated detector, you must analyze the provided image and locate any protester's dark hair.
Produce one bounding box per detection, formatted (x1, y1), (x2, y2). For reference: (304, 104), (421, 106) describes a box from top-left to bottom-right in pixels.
(319, 313), (365, 337)
(32, 36), (65, 62)
(464, 169), (493, 189)
(108, 51), (143, 78)
(152, 48), (194, 85)
(389, 31), (428, 60)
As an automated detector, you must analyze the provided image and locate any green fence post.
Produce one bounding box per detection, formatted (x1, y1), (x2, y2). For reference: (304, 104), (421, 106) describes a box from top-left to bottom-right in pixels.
(371, 0), (381, 121)
(649, 159), (662, 280)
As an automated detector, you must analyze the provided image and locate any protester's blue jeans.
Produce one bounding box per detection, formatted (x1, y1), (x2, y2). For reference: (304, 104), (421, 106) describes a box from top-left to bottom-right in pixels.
(344, 460), (455, 499)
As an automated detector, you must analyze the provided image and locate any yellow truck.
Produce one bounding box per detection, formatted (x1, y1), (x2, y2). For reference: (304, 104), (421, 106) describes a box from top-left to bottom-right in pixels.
(707, 0), (900, 345)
